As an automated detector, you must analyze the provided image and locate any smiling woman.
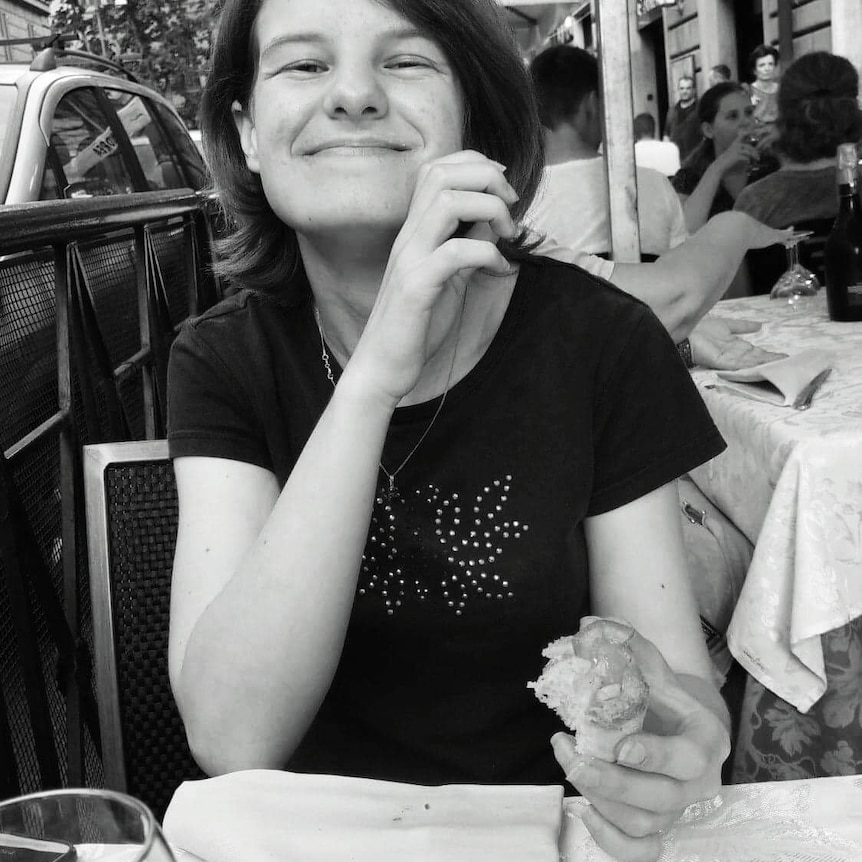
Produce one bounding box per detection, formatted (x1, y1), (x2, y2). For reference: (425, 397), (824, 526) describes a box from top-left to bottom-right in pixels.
(166, 1), (733, 860)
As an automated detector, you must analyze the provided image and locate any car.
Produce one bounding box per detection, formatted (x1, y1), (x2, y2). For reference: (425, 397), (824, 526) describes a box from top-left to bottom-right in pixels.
(0, 36), (208, 205)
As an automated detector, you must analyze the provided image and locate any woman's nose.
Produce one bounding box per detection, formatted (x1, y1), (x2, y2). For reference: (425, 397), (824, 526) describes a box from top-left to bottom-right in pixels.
(322, 65), (388, 120)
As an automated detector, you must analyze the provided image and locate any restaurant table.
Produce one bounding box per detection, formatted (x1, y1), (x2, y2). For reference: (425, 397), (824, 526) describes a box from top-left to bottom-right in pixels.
(688, 292), (862, 782)
(161, 769), (862, 862)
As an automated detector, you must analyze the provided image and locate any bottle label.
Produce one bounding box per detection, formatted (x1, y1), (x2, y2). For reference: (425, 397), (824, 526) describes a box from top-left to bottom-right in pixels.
(850, 284), (862, 297)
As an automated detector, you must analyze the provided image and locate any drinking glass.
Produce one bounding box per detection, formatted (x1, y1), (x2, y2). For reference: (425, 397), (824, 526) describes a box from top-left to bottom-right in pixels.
(769, 231), (820, 306)
(0, 788), (175, 861)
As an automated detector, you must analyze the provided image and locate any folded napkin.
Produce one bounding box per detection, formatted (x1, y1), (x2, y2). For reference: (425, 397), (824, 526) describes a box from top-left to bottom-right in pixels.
(713, 348), (832, 406)
(162, 770), (564, 862)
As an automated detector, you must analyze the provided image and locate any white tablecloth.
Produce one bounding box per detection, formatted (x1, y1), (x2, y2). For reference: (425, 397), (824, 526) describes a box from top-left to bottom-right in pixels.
(690, 294), (862, 711)
(562, 775), (862, 861)
(161, 770), (862, 862)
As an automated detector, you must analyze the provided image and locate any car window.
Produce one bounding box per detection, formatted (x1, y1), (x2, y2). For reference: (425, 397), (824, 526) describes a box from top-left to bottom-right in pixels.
(44, 88), (136, 198)
(104, 89), (188, 190)
(150, 102), (208, 190)
(0, 84), (18, 166)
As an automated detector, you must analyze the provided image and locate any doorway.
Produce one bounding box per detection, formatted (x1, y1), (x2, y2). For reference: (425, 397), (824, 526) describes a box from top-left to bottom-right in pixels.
(640, 18), (669, 137)
(733, 0), (764, 84)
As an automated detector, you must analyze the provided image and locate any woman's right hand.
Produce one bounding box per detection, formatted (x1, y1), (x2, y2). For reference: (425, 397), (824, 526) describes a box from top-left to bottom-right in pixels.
(714, 130), (759, 175)
(347, 149), (519, 408)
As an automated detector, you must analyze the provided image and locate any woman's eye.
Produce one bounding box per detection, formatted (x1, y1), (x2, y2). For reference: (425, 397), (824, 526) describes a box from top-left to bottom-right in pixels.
(386, 56), (435, 70)
(270, 59), (327, 76)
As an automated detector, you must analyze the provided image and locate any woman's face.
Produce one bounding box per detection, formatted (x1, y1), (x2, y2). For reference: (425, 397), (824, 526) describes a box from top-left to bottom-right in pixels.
(703, 91), (754, 155)
(234, 0), (465, 240)
(754, 55), (776, 82)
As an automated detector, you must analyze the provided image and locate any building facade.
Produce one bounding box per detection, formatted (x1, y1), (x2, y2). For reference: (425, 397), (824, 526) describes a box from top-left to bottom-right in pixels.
(507, 0), (862, 141)
(0, 0), (50, 60)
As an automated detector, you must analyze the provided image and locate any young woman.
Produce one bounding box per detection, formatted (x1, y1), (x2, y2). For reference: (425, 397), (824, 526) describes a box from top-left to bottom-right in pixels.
(167, 0), (730, 859)
(672, 82), (776, 233)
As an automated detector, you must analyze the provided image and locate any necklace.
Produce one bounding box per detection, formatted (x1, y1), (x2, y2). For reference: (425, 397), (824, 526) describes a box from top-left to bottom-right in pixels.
(312, 295), (466, 503)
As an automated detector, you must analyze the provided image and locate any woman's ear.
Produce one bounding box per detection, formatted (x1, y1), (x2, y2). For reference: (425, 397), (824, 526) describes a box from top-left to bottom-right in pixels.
(232, 100), (261, 173)
(701, 120), (714, 141)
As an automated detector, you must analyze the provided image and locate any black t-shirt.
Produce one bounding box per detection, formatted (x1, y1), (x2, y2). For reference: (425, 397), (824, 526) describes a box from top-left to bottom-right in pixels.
(167, 255), (725, 785)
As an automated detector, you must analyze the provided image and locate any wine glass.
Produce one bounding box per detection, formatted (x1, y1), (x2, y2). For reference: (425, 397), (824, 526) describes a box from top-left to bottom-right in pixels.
(0, 788), (175, 861)
(769, 231), (821, 306)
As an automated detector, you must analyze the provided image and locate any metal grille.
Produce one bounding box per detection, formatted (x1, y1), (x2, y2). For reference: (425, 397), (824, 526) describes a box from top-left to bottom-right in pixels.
(105, 460), (204, 820)
(0, 192), (222, 800)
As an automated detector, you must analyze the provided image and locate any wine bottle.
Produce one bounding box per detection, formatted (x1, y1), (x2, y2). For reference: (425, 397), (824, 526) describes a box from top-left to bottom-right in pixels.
(824, 142), (862, 321)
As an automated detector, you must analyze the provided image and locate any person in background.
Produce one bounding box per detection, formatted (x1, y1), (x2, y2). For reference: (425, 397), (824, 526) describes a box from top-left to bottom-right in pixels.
(745, 45), (781, 129)
(664, 75), (702, 162)
(167, 1), (736, 859)
(633, 112), (681, 178)
(734, 51), (862, 292)
(672, 82), (778, 234)
(735, 51), (862, 229)
(708, 64), (732, 88)
(525, 45), (687, 259)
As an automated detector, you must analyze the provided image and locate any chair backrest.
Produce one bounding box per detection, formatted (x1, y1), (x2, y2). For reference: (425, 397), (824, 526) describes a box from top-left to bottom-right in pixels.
(745, 216), (835, 295)
(83, 440), (203, 821)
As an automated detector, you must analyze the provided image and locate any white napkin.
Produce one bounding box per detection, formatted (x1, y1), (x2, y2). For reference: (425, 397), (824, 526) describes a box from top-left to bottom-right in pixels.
(162, 770), (564, 862)
(713, 348), (832, 406)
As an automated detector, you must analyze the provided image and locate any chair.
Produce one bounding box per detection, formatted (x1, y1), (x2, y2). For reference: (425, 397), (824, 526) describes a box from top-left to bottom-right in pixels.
(83, 440), (204, 821)
(745, 216), (835, 295)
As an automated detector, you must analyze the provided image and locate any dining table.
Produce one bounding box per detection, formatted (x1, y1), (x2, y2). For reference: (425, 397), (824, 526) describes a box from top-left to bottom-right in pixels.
(688, 291), (862, 783)
(159, 768), (862, 862)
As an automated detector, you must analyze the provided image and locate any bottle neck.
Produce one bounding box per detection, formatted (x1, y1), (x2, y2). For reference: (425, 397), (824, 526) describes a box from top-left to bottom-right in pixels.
(837, 182), (860, 211)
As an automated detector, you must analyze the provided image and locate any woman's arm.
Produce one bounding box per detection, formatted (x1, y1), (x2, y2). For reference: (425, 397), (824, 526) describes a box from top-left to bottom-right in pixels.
(679, 137), (756, 233)
(555, 483), (730, 862)
(609, 212), (790, 341)
(169, 373), (395, 775)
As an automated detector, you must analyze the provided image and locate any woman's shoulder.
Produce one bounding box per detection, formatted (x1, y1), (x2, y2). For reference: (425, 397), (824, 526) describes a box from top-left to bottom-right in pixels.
(519, 254), (656, 328)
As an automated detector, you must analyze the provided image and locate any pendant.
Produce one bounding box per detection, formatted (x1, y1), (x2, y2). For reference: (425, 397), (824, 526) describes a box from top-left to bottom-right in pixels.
(382, 473), (400, 504)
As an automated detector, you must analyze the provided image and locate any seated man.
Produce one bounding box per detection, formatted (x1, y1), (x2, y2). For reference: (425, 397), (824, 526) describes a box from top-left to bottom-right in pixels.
(633, 112), (681, 178)
(525, 45), (687, 259)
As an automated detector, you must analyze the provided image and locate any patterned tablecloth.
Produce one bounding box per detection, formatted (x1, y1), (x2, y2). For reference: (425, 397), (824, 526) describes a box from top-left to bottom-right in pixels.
(689, 293), (862, 713)
(561, 775), (862, 861)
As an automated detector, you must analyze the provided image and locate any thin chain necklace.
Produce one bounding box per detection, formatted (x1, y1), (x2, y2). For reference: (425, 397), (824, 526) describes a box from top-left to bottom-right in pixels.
(312, 294), (467, 503)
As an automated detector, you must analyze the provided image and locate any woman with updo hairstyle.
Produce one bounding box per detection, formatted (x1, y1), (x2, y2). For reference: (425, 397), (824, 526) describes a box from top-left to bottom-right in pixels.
(734, 51), (862, 230)
(734, 51), (862, 292)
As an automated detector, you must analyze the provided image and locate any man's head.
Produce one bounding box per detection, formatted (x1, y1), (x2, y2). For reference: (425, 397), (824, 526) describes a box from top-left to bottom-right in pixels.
(633, 113), (657, 141)
(677, 76), (695, 105)
(708, 65), (732, 88)
(530, 45), (602, 149)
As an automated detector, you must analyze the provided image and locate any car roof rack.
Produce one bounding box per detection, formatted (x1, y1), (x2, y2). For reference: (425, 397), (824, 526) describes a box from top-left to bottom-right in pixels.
(0, 34), (139, 82)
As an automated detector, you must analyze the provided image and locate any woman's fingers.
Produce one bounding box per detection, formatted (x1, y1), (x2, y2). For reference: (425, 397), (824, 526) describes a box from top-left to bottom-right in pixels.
(586, 793), (681, 839)
(561, 748), (692, 814)
(580, 804), (665, 862)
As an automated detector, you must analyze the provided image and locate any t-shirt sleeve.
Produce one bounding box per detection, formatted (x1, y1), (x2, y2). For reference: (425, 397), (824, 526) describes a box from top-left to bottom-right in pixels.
(167, 320), (273, 470)
(587, 306), (725, 516)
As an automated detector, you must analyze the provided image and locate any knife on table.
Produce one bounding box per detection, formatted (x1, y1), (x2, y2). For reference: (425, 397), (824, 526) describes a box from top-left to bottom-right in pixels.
(792, 367), (832, 411)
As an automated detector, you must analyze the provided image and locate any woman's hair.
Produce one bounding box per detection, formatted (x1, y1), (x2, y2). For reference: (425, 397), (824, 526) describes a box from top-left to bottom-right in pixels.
(748, 44), (780, 77)
(775, 51), (862, 163)
(681, 82), (747, 172)
(200, 0), (545, 291)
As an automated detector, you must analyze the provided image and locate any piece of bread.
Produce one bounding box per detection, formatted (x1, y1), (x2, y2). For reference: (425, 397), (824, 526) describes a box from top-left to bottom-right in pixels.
(528, 619), (649, 761)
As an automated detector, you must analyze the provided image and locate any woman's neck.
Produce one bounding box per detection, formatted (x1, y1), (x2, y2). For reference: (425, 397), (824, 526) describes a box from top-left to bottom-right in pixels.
(299, 232), (520, 407)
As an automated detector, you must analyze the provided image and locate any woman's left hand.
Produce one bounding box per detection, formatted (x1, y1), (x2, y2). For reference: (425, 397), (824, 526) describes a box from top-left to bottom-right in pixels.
(551, 627), (730, 862)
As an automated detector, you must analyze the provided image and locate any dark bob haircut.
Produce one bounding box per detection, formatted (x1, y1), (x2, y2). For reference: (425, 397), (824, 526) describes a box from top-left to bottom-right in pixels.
(200, 0), (545, 291)
(775, 51), (862, 163)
